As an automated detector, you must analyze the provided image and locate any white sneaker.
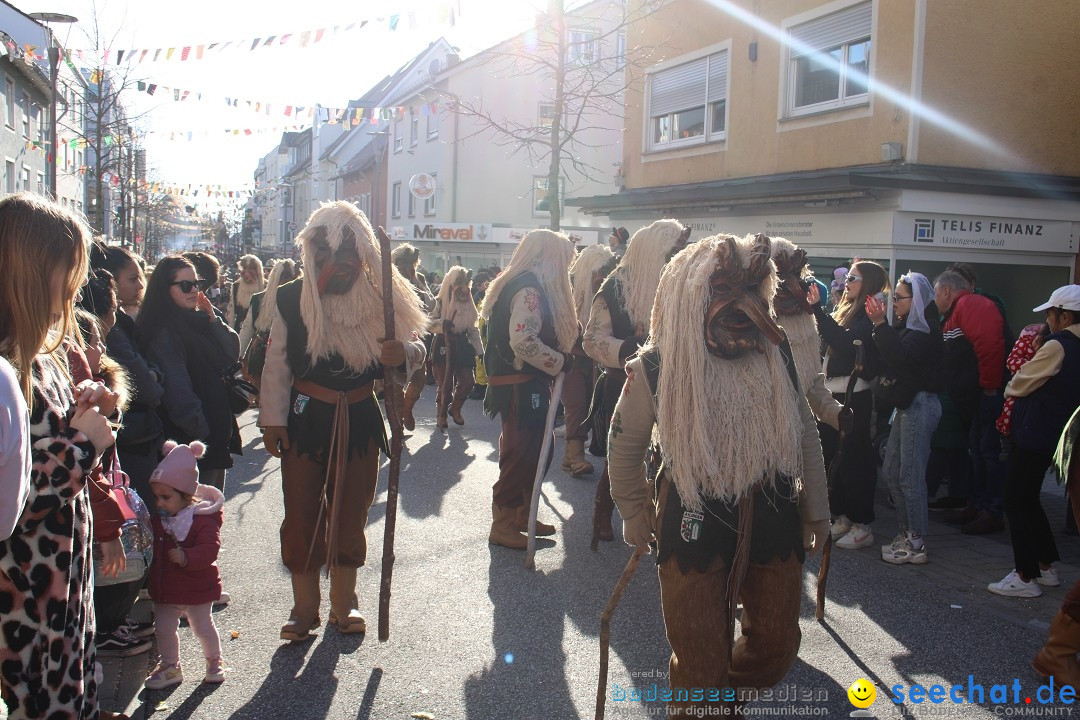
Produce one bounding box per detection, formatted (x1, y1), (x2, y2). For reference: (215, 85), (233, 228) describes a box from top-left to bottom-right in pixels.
(830, 515), (852, 539)
(881, 535), (928, 565)
(1036, 566), (1061, 587)
(881, 533), (906, 554)
(988, 570), (1043, 598)
(836, 523), (873, 550)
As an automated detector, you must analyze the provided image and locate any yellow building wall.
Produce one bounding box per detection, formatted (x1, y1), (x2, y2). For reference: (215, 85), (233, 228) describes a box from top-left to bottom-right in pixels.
(917, 0), (1080, 175)
(625, 0), (915, 190)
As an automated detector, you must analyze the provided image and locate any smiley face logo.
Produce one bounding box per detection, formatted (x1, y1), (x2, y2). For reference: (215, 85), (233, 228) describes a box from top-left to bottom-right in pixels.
(848, 678), (876, 708)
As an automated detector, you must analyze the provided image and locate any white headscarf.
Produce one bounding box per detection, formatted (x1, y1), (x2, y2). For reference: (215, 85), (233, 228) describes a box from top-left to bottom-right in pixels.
(898, 270), (934, 334)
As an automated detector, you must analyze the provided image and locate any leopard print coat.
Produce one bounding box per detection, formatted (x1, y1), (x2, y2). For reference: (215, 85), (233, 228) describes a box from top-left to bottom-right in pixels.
(0, 354), (102, 719)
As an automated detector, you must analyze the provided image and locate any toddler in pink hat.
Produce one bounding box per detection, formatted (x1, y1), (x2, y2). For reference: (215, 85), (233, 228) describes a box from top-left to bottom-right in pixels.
(144, 440), (227, 690)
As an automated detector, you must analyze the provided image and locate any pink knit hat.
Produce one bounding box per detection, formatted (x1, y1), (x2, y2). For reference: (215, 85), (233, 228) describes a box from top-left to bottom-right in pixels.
(150, 440), (206, 496)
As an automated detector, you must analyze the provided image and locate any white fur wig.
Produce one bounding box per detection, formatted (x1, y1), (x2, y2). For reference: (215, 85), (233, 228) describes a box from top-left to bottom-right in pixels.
(296, 201), (427, 371)
(647, 235), (802, 510)
(613, 219), (687, 334)
(569, 243), (616, 320)
(770, 236), (821, 393)
(435, 265), (479, 332)
(480, 229), (577, 353)
(255, 260), (297, 333)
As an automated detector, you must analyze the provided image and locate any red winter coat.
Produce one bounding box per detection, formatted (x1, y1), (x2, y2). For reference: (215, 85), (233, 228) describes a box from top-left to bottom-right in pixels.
(148, 484), (223, 606)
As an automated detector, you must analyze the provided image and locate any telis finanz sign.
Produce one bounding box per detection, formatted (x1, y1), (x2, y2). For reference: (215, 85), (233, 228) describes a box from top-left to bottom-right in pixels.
(895, 212), (1076, 254)
(391, 222), (492, 243)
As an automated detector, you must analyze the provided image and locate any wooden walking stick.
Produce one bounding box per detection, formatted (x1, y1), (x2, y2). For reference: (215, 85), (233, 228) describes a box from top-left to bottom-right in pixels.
(816, 339), (864, 621)
(437, 309), (457, 430)
(595, 547), (644, 720)
(525, 373), (565, 569)
(377, 225), (404, 642)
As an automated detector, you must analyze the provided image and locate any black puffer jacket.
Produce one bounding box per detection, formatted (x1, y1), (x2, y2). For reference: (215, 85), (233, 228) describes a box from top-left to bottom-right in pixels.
(871, 306), (945, 409)
(813, 305), (883, 382)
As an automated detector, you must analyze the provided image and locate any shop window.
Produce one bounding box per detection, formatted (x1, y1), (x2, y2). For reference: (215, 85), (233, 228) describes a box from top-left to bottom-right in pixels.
(785, 1), (872, 117)
(647, 48), (728, 152)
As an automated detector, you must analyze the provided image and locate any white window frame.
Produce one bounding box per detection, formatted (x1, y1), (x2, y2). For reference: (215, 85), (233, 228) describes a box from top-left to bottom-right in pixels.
(538, 103), (556, 133)
(783, 0), (873, 119)
(36, 172), (43, 195)
(424, 172), (437, 216)
(427, 108), (440, 139)
(5, 159), (15, 193)
(35, 104), (43, 145)
(532, 175), (565, 217)
(645, 44), (730, 153)
(391, 181), (401, 217)
(393, 118), (403, 152)
(410, 113), (419, 147)
(568, 28), (598, 65)
(616, 32), (627, 67)
(4, 77), (14, 129)
(21, 165), (29, 190)
(407, 189), (415, 218)
(21, 93), (29, 139)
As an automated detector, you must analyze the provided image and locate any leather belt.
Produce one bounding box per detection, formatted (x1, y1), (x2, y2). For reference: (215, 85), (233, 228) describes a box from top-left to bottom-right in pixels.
(487, 373), (542, 386)
(292, 379), (373, 405)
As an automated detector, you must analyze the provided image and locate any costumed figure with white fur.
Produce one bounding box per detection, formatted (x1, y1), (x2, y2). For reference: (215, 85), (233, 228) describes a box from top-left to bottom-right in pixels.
(145, 440), (227, 690)
(607, 234), (830, 717)
(561, 243), (616, 478)
(769, 237), (847, 431)
(430, 266), (484, 429)
(259, 202), (427, 642)
(481, 229), (578, 550)
(228, 254), (265, 332)
(583, 219), (691, 544)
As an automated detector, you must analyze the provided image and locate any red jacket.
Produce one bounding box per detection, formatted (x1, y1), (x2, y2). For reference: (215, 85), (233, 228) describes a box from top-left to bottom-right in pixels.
(942, 291), (1005, 412)
(148, 484), (223, 606)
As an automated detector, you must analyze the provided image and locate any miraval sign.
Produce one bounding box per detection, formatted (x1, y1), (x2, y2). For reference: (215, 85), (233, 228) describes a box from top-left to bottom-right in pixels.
(392, 223), (492, 242)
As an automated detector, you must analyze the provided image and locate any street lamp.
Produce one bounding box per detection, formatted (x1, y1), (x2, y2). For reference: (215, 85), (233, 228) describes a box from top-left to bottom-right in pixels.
(28, 12), (78, 199)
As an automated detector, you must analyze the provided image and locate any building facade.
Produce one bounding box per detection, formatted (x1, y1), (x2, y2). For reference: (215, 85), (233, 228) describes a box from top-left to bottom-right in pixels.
(570, 0), (1080, 332)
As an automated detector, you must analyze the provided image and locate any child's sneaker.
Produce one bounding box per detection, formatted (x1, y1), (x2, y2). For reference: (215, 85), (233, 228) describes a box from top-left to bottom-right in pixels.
(145, 663), (183, 690)
(204, 657), (226, 684)
(1036, 566), (1061, 587)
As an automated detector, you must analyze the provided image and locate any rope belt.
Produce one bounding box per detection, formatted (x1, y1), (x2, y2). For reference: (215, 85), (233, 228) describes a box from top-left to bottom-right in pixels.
(293, 379), (373, 573)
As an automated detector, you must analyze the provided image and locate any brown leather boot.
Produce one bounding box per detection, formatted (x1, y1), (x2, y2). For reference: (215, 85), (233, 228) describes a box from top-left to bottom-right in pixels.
(561, 439), (594, 477)
(489, 503), (528, 549)
(280, 571), (322, 642)
(450, 379), (470, 425)
(513, 503), (556, 537)
(1033, 611), (1080, 689)
(328, 566), (367, 634)
(401, 380), (424, 431)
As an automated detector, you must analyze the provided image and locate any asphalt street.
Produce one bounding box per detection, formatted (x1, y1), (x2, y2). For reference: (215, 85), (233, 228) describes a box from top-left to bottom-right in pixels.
(102, 392), (1076, 719)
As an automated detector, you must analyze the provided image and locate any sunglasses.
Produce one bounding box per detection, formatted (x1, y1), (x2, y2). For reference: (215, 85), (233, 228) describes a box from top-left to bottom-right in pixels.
(845, 274), (862, 284)
(171, 279), (202, 294)
(893, 294), (913, 300)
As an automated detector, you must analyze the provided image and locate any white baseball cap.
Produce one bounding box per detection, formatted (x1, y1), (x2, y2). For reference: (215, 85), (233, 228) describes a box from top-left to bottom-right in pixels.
(1033, 285), (1080, 313)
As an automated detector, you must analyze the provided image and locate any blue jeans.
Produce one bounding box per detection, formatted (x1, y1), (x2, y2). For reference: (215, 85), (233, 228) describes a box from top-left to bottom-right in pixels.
(970, 392), (1007, 517)
(882, 391), (942, 537)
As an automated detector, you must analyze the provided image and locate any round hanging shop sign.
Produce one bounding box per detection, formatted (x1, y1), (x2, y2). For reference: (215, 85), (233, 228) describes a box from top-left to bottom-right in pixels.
(409, 173), (436, 200)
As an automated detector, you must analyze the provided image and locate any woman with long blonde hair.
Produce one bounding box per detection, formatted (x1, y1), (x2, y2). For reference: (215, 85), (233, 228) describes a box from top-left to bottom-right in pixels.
(0, 193), (124, 720)
(809, 259), (888, 551)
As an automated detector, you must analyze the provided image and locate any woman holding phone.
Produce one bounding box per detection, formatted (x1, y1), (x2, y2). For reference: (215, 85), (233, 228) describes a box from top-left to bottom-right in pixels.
(808, 260), (888, 550)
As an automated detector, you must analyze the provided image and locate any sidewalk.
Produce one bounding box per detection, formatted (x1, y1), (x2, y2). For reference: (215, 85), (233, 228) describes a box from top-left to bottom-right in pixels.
(96, 470), (1076, 717)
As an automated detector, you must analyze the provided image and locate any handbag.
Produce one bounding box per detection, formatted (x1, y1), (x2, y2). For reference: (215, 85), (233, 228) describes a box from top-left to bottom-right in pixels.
(93, 452), (154, 587)
(223, 361), (259, 414)
(243, 330), (270, 381)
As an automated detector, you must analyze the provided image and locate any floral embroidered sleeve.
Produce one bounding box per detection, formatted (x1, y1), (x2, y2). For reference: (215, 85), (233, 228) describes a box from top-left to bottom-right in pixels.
(583, 295), (624, 370)
(509, 287), (565, 375)
(607, 358), (656, 522)
(17, 424), (100, 535)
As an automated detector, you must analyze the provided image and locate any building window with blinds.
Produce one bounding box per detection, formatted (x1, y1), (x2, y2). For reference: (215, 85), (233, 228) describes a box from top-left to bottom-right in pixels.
(647, 49), (728, 152)
(785, 1), (872, 117)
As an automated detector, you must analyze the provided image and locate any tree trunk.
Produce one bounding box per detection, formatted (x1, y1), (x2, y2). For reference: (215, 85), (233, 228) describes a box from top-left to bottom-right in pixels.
(547, 0), (565, 232)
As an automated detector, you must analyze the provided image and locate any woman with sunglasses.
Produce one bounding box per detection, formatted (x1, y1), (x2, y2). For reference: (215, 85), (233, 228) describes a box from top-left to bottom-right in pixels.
(137, 256), (241, 493)
(807, 260), (888, 550)
(865, 272), (944, 563)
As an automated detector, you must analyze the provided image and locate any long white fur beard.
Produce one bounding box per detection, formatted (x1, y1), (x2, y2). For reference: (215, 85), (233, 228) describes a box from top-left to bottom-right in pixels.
(779, 311), (823, 395)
